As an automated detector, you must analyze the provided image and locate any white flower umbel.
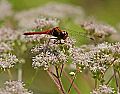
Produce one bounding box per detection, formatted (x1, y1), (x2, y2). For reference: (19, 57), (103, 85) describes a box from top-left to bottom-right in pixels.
(80, 20), (117, 42)
(0, 27), (25, 49)
(0, 27), (23, 42)
(31, 37), (74, 70)
(71, 42), (120, 73)
(0, 0), (13, 20)
(33, 18), (59, 29)
(0, 53), (19, 70)
(91, 84), (115, 94)
(0, 80), (33, 94)
(70, 47), (89, 67)
(32, 49), (67, 70)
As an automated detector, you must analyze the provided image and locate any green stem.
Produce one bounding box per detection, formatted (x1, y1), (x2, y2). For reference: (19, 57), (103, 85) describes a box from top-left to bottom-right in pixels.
(63, 70), (81, 94)
(118, 71), (120, 92)
(18, 64), (22, 81)
(55, 66), (66, 94)
(113, 66), (119, 92)
(118, 64), (120, 92)
(95, 78), (98, 89)
(47, 69), (63, 94)
(60, 64), (64, 77)
(67, 71), (78, 94)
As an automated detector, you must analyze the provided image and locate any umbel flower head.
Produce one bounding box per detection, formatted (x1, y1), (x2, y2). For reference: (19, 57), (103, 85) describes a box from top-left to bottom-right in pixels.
(31, 36), (75, 70)
(71, 42), (120, 74)
(0, 27), (24, 43)
(32, 50), (67, 70)
(80, 19), (117, 42)
(0, 26), (25, 52)
(0, 27), (17, 42)
(91, 84), (115, 94)
(32, 41), (69, 70)
(33, 17), (59, 29)
(0, 80), (33, 94)
(0, 53), (19, 70)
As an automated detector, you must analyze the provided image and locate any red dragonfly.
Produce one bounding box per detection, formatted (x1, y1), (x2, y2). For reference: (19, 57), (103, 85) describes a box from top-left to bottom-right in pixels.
(24, 27), (68, 40)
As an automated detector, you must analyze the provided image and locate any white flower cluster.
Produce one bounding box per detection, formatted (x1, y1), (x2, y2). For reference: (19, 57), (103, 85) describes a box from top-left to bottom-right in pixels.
(32, 50), (67, 70)
(91, 85), (115, 94)
(0, 27), (24, 42)
(0, 27), (24, 52)
(0, 80), (33, 94)
(0, 26), (23, 70)
(0, 0), (13, 20)
(33, 18), (59, 29)
(80, 20), (117, 42)
(0, 27), (17, 42)
(32, 42), (68, 70)
(31, 43), (49, 53)
(71, 42), (120, 73)
(0, 53), (19, 70)
(31, 36), (76, 70)
(64, 37), (76, 48)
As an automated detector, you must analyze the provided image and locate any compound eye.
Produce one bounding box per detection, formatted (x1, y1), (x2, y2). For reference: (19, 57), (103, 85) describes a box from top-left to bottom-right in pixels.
(62, 31), (68, 40)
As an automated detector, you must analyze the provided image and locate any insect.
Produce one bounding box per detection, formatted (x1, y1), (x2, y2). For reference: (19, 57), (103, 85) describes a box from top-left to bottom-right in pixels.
(24, 27), (68, 40)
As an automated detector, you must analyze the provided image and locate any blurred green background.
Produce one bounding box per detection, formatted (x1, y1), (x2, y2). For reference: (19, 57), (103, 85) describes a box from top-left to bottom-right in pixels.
(1, 0), (120, 94)
(10, 0), (120, 25)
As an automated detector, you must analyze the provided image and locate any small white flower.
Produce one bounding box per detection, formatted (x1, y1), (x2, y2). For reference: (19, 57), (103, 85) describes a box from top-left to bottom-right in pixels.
(0, 53), (19, 70)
